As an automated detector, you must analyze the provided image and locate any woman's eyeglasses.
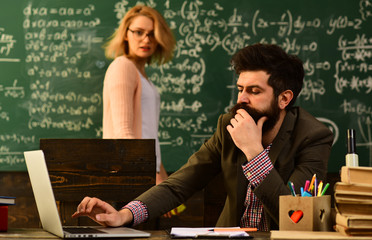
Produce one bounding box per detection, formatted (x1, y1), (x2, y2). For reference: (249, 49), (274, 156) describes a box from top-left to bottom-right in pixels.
(128, 29), (155, 41)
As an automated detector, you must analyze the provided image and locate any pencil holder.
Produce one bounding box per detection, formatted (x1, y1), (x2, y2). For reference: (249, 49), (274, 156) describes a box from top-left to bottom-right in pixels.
(279, 195), (331, 231)
(0, 206), (8, 232)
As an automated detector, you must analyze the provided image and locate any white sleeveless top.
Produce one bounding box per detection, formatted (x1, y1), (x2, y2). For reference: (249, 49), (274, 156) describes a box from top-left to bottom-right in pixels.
(140, 73), (161, 172)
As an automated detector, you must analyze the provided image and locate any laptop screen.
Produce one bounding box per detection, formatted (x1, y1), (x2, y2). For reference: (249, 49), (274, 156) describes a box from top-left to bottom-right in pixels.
(24, 150), (151, 238)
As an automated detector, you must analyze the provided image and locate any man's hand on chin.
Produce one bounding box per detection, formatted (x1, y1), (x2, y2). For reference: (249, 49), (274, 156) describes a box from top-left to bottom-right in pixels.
(226, 109), (267, 161)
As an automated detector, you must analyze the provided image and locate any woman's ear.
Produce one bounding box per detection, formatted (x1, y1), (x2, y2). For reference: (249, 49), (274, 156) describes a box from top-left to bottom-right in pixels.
(278, 90), (293, 109)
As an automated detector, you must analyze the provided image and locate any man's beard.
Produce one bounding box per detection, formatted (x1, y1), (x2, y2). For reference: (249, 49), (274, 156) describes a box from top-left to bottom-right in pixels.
(229, 99), (280, 134)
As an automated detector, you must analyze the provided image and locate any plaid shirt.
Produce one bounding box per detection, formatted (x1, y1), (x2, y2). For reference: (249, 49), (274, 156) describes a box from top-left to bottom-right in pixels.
(125, 145), (273, 227)
(123, 201), (148, 226)
(240, 144), (273, 231)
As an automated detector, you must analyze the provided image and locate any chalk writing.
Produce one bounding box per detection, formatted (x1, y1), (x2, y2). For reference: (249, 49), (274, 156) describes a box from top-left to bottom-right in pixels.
(119, 0), (372, 170)
(0, 134), (36, 144)
(22, 2), (103, 135)
(335, 34), (372, 94)
(300, 78), (326, 102)
(341, 99), (372, 117)
(340, 98), (372, 165)
(0, 0), (370, 171)
(0, 155), (24, 166)
(0, 80), (25, 99)
(0, 27), (19, 63)
(0, 28), (16, 56)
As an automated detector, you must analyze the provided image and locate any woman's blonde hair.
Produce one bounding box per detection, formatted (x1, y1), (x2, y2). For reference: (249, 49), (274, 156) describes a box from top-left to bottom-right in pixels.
(104, 5), (176, 65)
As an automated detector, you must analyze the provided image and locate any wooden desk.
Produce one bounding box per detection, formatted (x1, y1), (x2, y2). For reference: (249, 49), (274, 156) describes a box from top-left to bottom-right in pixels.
(8, 229), (370, 240)
(0, 228), (58, 239)
(270, 230), (372, 239)
(0, 228), (270, 239)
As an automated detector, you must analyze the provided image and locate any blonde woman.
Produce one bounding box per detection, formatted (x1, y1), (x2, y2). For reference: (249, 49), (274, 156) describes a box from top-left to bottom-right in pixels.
(103, 5), (176, 184)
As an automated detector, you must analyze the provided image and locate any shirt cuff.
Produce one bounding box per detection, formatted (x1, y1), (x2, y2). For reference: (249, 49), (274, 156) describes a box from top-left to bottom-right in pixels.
(122, 201), (149, 226)
(242, 147), (273, 187)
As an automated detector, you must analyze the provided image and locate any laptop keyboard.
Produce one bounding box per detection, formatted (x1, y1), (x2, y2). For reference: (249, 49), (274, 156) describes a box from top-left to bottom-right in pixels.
(63, 227), (106, 234)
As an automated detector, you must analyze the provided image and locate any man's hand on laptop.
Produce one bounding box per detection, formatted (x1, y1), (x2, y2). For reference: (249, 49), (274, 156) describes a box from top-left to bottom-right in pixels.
(72, 197), (133, 227)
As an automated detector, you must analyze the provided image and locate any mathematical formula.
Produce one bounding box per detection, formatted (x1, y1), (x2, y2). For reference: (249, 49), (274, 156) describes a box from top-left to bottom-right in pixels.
(0, 0), (370, 170)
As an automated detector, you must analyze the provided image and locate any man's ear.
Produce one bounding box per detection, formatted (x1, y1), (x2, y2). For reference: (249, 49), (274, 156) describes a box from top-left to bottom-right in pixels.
(278, 90), (293, 110)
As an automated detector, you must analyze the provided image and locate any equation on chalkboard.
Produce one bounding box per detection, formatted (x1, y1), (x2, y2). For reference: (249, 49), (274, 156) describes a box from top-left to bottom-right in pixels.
(0, 0), (371, 172)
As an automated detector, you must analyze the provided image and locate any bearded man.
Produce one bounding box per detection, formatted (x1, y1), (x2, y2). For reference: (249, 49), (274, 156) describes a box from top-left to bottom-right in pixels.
(73, 43), (334, 231)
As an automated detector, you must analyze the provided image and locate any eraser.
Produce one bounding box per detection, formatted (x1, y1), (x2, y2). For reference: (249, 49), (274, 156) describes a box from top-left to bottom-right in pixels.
(290, 210), (303, 223)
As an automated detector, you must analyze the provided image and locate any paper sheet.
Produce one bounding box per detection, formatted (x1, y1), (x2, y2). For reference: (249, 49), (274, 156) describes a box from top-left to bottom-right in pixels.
(170, 227), (250, 238)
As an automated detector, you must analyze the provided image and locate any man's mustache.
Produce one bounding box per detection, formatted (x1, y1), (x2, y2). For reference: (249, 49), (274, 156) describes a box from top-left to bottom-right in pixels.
(229, 103), (265, 123)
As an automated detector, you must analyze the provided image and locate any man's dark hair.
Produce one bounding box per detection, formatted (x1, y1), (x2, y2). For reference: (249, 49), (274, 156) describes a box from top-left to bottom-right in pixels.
(230, 43), (304, 109)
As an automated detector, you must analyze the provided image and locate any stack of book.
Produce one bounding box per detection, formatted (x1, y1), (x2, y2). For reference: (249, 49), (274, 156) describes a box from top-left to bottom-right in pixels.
(0, 196), (15, 231)
(0, 196), (15, 206)
(334, 166), (372, 236)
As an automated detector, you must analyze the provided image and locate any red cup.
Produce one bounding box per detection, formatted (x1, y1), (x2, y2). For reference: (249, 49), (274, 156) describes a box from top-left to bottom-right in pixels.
(0, 206), (8, 232)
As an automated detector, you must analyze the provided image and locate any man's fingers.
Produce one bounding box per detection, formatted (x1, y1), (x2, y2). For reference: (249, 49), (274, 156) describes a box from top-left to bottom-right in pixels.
(226, 124), (233, 133)
(73, 197), (102, 217)
(236, 108), (249, 118)
(75, 197), (90, 214)
(230, 117), (238, 126)
(83, 197), (98, 213)
(71, 212), (81, 218)
(236, 109), (257, 124)
(230, 110), (247, 128)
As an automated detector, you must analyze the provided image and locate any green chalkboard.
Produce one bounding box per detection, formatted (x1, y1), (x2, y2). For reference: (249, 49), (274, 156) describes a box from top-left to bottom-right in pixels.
(0, 0), (371, 172)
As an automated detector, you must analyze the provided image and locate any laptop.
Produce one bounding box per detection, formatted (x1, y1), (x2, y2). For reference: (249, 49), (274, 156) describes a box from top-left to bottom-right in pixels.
(24, 150), (151, 238)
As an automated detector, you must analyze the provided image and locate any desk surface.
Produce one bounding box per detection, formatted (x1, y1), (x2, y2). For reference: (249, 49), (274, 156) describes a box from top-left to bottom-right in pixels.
(2, 229), (370, 239)
(0, 228), (58, 239)
(271, 230), (371, 239)
(0, 228), (270, 240)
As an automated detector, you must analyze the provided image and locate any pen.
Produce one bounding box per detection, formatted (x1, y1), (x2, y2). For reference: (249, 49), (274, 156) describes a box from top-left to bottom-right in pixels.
(320, 183), (329, 196)
(308, 174), (316, 194)
(304, 180), (310, 192)
(300, 187), (304, 197)
(288, 181), (296, 196)
(209, 228), (258, 232)
(317, 181), (323, 197)
(291, 182), (296, 196)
